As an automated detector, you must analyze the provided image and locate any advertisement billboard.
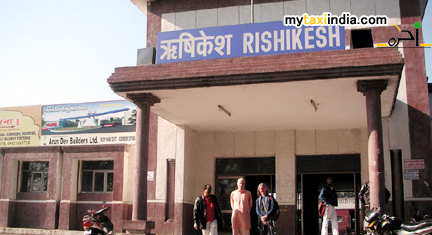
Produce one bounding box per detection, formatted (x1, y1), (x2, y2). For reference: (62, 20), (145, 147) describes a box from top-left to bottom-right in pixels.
(0, 106), (41, 147)
(41, 100), (137, 146)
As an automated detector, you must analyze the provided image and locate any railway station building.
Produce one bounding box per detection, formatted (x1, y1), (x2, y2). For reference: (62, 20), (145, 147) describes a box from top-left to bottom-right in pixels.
(1, 0), (431, 234)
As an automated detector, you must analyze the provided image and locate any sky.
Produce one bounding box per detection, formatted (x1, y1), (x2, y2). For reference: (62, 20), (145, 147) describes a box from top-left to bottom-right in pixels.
(0, 0), (147, 108)
(0, 1), (431, 109)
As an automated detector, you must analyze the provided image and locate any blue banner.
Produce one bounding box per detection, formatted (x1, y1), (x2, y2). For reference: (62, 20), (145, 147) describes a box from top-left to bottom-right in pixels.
(156, 21), (345, 64)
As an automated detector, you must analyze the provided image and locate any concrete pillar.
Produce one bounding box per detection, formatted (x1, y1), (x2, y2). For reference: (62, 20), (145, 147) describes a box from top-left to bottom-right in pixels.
(127, 93), (160, 221)
(357, 79), (388, 213)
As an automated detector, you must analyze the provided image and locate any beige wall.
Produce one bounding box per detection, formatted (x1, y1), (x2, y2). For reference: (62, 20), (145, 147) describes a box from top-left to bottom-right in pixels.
(155, 117), (199, 204)
(161, 0), (400, 32)
(183, 125), (197, 204)
(156, 117), (176, 201)
(156, 115), (371, 206)
(123, 145), (135, 203)
(387, 67), (413, 198)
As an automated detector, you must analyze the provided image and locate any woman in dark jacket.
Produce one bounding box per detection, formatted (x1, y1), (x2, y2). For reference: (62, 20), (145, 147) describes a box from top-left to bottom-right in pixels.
(255, 183), (275, 235)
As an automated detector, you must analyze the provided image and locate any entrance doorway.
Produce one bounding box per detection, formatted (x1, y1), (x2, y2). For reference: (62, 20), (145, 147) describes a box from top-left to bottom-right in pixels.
(296, 155), (361, 235)
(298, 173), (360, 234)
(215, 157), (275, 235)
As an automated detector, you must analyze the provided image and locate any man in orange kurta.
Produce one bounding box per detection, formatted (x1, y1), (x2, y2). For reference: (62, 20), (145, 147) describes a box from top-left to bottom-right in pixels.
(230, 178), (253, 235)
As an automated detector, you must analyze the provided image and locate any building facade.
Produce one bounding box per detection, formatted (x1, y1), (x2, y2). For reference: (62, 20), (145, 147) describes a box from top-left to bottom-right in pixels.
(1, 0), (431, 234)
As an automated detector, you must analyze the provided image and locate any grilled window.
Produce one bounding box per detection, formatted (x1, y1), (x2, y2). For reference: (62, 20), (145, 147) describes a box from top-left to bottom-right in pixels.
(81, 161), (114, 193)
(21, 162), (49, 192)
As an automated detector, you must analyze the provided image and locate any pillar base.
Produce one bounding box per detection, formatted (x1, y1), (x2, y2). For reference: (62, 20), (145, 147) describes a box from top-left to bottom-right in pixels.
(123, 220), (155, 234)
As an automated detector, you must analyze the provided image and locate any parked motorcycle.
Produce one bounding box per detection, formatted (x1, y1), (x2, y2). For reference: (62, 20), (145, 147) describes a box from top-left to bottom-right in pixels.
(82, 206), (114, 235)
(411, 202), (431, 223)
(365, 207), (432, 235)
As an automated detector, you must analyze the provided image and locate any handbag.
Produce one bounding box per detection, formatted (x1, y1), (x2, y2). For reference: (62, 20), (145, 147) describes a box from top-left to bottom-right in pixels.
(318, 202), (326, 216)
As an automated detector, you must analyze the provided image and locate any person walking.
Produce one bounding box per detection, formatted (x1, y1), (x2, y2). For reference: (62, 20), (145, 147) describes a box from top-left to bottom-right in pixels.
(194, 184), (224, 235)
(319, 177), (339, 235)
(231, 178), (253, 235)
(256, 183), (275, 235)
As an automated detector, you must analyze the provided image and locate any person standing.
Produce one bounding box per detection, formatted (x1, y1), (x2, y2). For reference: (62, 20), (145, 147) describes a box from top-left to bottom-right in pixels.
(194, 184), (224, 235)
(319, 177), (339, 235)
(256, 183), (275, 235)
(231, 178), (253, 235)
(359, 181), (391, 209)
(359, 181), (391, 232)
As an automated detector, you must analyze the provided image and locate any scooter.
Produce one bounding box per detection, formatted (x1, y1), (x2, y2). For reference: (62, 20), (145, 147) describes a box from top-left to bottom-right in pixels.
(82, 206), (114, 235)
(365, 207), (432, 235)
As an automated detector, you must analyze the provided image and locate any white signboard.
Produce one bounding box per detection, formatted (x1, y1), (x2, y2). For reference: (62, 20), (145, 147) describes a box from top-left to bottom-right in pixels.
(404, 169), (420, 180)
(337, 197), (355, 209)
(147, 171), (154, 181)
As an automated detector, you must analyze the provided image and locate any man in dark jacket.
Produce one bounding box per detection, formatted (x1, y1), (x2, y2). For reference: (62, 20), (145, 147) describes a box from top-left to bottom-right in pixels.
(359, 181), (391, 208)
(194, 184), (224, 235)
(359, 181), (391, 232)
(319, 177), (339, 235)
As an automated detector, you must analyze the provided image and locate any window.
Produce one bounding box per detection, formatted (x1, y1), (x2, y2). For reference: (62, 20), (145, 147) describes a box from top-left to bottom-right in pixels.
(21, 161), (49, 192)
(81, 161), (114, 193)
(351, 29), (374, 49)
(216, 157), (275, 175)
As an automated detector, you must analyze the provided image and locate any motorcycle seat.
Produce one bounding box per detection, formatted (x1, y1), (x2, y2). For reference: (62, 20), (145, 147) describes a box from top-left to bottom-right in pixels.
(401, 219), (432, 232)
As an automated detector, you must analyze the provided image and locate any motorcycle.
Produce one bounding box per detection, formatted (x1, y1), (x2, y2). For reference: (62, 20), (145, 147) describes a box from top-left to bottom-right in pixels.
(411, 202), (431, 223)
(82, 206), (114, 235)
(365, 207), (432, 235)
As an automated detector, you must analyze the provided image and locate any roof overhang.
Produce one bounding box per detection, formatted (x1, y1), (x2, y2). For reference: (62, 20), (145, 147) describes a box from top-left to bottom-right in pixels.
(130, 0), (147, 15)
(108, 47), (404, 131)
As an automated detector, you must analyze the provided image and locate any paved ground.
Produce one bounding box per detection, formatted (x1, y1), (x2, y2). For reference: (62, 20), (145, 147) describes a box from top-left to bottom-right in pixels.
(0, 227), (136, 235)
(0, 227), (83, 235)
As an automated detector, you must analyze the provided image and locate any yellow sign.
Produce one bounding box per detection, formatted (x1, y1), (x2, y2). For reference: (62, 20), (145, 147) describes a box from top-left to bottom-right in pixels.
(0, 109), (41, 147)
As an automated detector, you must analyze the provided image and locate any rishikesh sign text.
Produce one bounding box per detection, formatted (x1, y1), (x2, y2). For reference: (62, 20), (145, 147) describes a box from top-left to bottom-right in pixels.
(156, 21), (345, 64)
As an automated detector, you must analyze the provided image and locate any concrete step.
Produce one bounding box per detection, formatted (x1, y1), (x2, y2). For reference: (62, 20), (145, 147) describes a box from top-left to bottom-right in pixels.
(0, 227), (131, 235)
(0, 227), (83, 235)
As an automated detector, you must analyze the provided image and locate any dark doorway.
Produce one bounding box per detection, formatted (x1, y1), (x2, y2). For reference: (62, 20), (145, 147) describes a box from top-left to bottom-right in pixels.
(296, 154), (361, 235)
(215, 157), (275, 235)
(303, 174), (321, 234)
(298, 173), (360, 235)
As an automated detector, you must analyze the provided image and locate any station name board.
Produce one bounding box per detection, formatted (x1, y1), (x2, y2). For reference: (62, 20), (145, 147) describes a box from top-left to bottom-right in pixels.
(156, 21), (345, 64)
